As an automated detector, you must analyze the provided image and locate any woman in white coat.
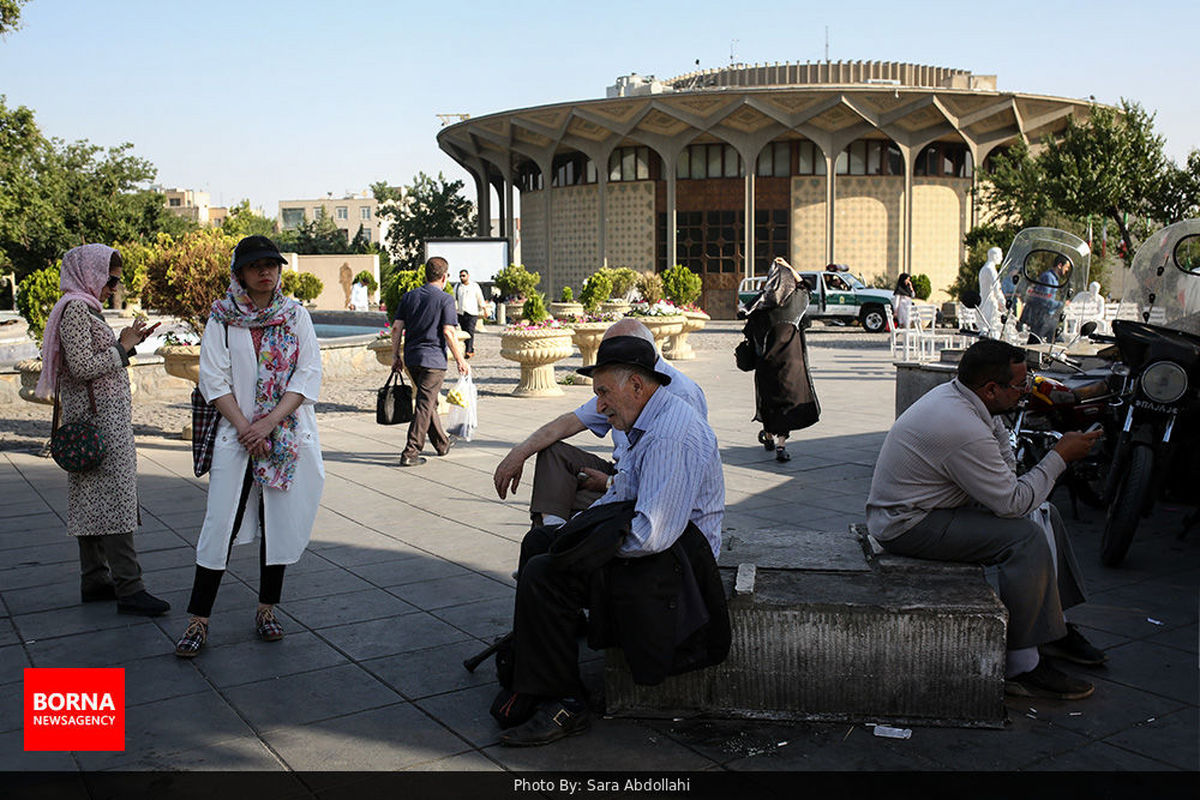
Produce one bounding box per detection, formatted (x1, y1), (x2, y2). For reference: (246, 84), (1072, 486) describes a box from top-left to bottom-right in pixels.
(175, 236), (324, 657)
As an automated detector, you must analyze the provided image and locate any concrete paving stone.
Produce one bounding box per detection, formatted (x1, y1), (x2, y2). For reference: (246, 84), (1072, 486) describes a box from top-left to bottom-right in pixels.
(432, 597), (512, 641)
(351, 556), (472, 588)
(276, 565), (379, 602)
(410, 528), (520, 568)
(12, 603), (144, 643)
(413, 683), (505, 748)
(1145, 623), (1198, 653)
(400, 750), (503, 771)
(387, 572), (513, 611)
(0, 682), (24, 732)
(128, 528), (193, 554)
(1101, 706), (1199, 770)
(73, 690), (258, 771)
(485, 716), (718, 772)
(716, 722), (946, 771)
(0, 560), (75, 591)
(1026, 739), (1179, 771)
(0, 617), (18, 648)
(0, 642), (31, 683)
(261, 701), (468, 773)
(134, 545), (202, 573)
(138, 563), (202, 594)
(122, 652), (212, 707)
(223, 662), (399, 732)
(317, 612), (472, 661)
(287, 587), (418, 630)
(143, 509), (206, 534)
(1097, 639), (1198, 705)
(2, 540), (77, 570)
(26, 619), (173, 668)
(3, 579), (90, 616)
(311, 539), (424, 569)
(1027, 673), (1188, 741)
(83, 738), (288, 773)
(0, 730), (78, 770)
(0, 499), (53, 518)
(0, 525), (66, 554)
(1068, 599), (1196, 646)
(190, 629), (350, 688)
(361, 639), (499, 700)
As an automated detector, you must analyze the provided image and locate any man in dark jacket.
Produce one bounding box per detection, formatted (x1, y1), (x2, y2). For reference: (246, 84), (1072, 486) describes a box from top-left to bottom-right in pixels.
(500, 336), (727, 747)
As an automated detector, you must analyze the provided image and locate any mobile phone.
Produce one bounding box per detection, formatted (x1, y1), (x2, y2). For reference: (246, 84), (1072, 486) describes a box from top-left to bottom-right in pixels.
(145, 321), (162, 333)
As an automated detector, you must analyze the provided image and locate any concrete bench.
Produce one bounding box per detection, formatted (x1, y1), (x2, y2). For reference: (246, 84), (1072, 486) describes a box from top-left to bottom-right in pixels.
(603, 524), (1007, 728)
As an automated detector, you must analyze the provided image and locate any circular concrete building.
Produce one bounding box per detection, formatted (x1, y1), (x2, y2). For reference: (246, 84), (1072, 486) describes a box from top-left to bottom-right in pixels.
(437, 61), (1093, 317)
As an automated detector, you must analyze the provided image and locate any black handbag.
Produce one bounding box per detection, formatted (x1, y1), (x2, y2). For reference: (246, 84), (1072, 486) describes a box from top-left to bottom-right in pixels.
(191, 324), (225, 477)
(50, 379), (106, 473)
(734, 338), (757, 372)
(376, 369), (413, 425)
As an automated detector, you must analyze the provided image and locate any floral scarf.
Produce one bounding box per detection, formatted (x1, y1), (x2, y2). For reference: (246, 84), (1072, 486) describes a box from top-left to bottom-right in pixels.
(208, 266), (302, 491)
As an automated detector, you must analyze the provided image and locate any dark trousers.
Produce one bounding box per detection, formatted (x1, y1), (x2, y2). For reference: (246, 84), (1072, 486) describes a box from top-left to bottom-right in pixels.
(187, 461), (286, 617)
(78, 533), (145, 598)
(530, 442), (612, 521)
(403, 365), (449, 458)
(458, 313), (478, 354)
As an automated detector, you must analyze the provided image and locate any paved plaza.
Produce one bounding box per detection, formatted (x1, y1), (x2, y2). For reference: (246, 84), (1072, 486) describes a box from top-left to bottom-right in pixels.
(0, 322), (1196, 775)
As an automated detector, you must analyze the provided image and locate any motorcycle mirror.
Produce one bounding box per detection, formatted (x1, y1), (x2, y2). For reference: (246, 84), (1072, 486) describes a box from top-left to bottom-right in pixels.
(1080, 320), (1098, 337)
(960, 289), (981, 309)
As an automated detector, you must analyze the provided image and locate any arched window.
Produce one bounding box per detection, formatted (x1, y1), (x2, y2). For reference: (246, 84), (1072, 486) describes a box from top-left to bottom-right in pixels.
(677, 144), (743, 180)
(550, 152), (595, 187)
(517, 162), (543, 192)
(835, 139), (902, 176)
(914, 142), (974, 178)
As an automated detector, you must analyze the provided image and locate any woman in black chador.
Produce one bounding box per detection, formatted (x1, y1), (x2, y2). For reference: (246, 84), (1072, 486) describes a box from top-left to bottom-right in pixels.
(743, 257), (821, 462)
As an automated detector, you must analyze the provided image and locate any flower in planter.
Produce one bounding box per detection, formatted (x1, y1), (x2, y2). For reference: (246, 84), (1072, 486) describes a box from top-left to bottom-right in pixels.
(627, 300), (682, 317)
(505, 318), (568, 332)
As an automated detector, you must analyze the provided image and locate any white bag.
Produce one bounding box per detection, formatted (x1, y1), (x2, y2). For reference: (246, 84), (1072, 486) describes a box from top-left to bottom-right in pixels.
(445, 374), (478, 441)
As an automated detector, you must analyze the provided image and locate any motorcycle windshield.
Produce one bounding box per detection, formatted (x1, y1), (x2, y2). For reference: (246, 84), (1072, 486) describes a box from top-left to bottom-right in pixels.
(1124, 219), (1200, 335)
(998, 228), (1091, 341)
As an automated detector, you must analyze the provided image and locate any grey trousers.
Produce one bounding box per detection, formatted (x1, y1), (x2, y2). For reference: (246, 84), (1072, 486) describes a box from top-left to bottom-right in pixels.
(530, 441), (612, 521)
(403, 365), (449, 459)
(77, 533), (145, 598)
(881, 504), (1087, 649)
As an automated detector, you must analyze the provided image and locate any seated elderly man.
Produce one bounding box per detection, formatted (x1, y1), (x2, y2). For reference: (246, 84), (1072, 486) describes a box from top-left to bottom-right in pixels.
(866, 339), (1106, 700)
(499, 336), (727, 747)
(493, 318), (707, 526)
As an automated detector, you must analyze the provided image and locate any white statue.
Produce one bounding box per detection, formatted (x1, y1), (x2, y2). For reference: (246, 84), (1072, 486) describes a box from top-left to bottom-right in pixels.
(978, 246), (1005, 336)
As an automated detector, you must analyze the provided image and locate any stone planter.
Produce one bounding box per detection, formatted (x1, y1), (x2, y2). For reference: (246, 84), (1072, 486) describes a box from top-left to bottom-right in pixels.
(504, 301), (525, 324)
(569, 321), (615, 385)
(499, 327), (575, 397)
(637, 315), (687, 353)
(157, 345), (201, 439)
(550, 301), (584, 319)
(665, 309), (709, 361)
(599, 300), (630, 316)
(17, 358), (52, 406)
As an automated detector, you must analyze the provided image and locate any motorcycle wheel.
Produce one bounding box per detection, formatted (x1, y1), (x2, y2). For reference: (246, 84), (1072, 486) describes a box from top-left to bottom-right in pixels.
(1100, 443), (1154, 567)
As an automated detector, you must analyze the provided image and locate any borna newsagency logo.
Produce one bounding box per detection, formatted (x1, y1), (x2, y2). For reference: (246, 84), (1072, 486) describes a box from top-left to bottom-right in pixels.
(24, 668), (125, 751)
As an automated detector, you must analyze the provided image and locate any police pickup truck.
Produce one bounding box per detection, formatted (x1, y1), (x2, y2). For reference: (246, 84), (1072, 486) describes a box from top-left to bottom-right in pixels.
(737, 266), (893, 333)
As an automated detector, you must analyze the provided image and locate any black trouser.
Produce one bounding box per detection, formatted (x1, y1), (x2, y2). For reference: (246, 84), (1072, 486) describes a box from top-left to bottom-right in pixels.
(187, 462), (286, 617)
(78, 533), (145, 598)
(458, 312), (478, 354)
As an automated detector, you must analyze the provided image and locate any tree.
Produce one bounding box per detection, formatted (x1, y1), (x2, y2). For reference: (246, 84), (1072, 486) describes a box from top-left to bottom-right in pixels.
(276, 207), (347, 255)
(1, 0), (28, 36)
(375, 172), (476, 270)
(1148, 149), (1200, 225)
(221, 200), (278, 240)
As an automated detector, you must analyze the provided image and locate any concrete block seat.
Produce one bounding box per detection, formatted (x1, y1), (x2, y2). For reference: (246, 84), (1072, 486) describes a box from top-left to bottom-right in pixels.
(603, 524), (1007, 728)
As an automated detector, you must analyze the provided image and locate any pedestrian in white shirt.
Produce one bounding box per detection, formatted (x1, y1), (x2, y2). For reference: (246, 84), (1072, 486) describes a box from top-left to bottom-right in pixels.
(454, 269), (486, 358)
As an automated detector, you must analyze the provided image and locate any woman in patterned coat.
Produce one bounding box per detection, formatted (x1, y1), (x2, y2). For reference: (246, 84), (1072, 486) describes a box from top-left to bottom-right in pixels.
(35, 244), (170, 616)
(174, 236), (324, 657)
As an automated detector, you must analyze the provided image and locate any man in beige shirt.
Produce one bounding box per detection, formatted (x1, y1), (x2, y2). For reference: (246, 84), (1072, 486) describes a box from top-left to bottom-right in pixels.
(867, 339), (1105, 700)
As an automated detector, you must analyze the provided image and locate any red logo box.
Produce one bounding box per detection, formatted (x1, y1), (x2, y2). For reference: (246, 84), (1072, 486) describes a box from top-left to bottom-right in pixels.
(24, 668), (125, 751)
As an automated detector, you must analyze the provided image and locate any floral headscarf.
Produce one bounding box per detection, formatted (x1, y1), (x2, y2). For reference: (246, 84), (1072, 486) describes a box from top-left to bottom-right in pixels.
(208, 256), (303, 491)
(36, 244), (117, 400)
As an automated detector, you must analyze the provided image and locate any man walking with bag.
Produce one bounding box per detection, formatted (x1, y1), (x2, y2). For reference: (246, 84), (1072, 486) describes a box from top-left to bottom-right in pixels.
(391, 257), (469, 467)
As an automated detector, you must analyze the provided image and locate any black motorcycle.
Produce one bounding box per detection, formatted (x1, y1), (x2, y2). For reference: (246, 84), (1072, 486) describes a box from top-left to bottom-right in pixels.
(1094, 219), (1200, 566)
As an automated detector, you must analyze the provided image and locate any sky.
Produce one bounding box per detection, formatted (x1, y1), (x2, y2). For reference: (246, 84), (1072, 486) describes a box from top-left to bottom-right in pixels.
(1, 0), (1196, 215)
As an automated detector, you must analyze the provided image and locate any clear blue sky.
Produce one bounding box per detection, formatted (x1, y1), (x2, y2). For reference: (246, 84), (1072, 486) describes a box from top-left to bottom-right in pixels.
(1, 0), (1195, 214)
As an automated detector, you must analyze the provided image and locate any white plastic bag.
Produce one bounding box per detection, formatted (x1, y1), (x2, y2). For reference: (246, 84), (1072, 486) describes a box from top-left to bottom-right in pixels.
(445, 374), (478, 441)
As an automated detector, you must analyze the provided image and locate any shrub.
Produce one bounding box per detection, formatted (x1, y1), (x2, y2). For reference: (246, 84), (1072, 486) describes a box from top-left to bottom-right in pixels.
(521, 292), (549, 324)
(142, 227), (237, 336)
(560, 286), (574, 302)
(353, 270), (378, 293)
(579, 272), (612, 314)
(912, 273), (932, 300)
(115, 236), (166, 300)
(636, 270), (664, 303)
(292, 272), (324, 303)
(600, 267), (637, 299)
(382, 268), (424, 313)
(494, 263), (541, 300)
(16, 265), (62, 345)
(661, 264), (702, 307)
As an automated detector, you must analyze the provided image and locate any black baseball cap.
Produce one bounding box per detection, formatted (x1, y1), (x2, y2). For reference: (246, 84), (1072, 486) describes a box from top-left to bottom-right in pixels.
(231, 236), (287, 271)
(576, 336), (672, 384)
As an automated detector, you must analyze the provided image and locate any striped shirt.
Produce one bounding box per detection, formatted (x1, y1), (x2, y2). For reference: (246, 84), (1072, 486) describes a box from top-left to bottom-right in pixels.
(866, 379), (1065, 542)
(575, 356), (708, 464)
(593, 386), (724, 559)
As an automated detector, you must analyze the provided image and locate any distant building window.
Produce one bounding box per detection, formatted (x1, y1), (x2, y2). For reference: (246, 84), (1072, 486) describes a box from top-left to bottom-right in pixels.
(363, 229), (371, 243)
(914, 142), (973, 178)
(281, 208), (305, 229)
(677, 144), (743, 180)
(836, 140), (903, 176)
(608, 147), (650, 182)
(796, 141), (827, 175)
(517, 162), (543, 191)
(313, 207), (323, 219)
(168, 198), (182, 207)
(756, 142), (791, 178)
(360, 206), (371, 220)
(551, 152), (594, 187)
(336, 206), (349, 220)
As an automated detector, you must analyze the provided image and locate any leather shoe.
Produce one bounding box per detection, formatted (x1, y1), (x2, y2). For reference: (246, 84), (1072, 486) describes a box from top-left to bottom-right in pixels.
(399, 455), (427, 467)
(117, 590), (170, 617)
(1005, 660), (1094, 700)
(499, 701), (590, 746)
(436, 436), (458, 456)
(81, 584), (117, 603)
(1040, 622), (1107, 666)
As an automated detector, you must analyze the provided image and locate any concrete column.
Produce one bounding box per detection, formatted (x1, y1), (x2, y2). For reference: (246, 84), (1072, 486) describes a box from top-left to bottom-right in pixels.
(474, 170), (491, 237)
(744, 171), (756, 279)
(597, 170), (608, 268)
(665, 170), (677, 269)
(505, 177), (516, 263)
(824, 154), (836, 265)
(902, 148), (915, 274)
(543, 170), (554, 293)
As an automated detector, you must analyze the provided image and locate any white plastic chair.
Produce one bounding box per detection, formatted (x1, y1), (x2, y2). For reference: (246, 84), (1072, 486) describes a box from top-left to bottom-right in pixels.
(911, 304), (954, 360)
(884, 303), (916, 361)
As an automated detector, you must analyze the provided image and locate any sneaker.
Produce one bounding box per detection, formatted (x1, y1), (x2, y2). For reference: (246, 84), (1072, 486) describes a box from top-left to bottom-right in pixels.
(174, 618), (208, 658)
(499, 701), (591, 747)
(255, 607), (284, 642)
(116, 590), (170, 617)
(1040, 623), (1107, 666)
(775, 446), (791, 463)
(1005, 660), (1094, 700)
(81, 584), (117, 603)
(399, 455), (427, 467)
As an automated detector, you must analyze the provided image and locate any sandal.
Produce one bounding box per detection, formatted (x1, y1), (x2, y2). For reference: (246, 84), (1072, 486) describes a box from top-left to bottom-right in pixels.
(174, 618), (208, 658)
(758, 430), (774, 451)
(255, 607), (284, 642)
(775, 446), (791, 463)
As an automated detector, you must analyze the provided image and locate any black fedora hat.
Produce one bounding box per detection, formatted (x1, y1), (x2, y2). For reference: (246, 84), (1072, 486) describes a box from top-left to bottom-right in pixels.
(231, 236), (287, 271)
(576, 336), (672, 384)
